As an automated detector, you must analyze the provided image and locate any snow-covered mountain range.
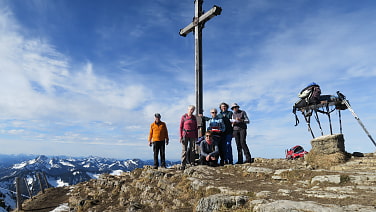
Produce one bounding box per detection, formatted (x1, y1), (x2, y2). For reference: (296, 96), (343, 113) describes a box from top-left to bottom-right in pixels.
(0, 154), (178, 211)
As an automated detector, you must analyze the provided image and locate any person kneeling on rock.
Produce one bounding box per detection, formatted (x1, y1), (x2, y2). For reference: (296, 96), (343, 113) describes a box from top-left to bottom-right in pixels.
(200, 130), (219, 167)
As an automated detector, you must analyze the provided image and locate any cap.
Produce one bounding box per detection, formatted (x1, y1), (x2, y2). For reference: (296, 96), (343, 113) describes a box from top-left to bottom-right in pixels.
(231, 103), (240, 109)
(154, 113), (161, 118)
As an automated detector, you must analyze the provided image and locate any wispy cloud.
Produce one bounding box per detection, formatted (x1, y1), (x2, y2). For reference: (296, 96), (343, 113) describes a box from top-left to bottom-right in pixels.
(0, 6), (155, 156)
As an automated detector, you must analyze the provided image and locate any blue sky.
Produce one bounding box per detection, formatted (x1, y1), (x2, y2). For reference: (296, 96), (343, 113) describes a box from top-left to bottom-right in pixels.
(1, 0), (376, 160)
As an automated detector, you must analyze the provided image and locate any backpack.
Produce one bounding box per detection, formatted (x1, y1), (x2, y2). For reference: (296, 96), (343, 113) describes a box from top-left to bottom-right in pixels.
(298, 82), (321, 105)
(285, 145), (308, 160)
(292, 82), (321, 126)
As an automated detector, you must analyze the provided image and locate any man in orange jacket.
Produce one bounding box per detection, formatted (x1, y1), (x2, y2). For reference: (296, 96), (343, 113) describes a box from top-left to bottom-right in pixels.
(148, 113), (169, 169)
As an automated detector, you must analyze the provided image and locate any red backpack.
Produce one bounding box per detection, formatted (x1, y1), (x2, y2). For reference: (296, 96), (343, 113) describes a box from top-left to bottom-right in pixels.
(285, 145), (308, 159)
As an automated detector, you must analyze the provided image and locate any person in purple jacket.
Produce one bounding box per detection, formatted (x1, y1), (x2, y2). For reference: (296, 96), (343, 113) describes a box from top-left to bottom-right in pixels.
(179, 105), (198, 170)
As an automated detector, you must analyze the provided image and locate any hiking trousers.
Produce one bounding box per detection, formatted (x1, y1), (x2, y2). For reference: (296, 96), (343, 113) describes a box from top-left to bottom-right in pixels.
(212, 133), (226, 166)
(200, 156), (218, 167)
(224, 134), (233, 164)
(153, 141), (166, 167)
(233, 128), (251, 163)
(218, 134), (226, 166)
(181, 137), (196, 167)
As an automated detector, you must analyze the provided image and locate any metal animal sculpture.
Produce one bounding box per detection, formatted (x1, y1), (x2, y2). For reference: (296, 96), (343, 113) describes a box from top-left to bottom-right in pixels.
(293, 91), (376, 147)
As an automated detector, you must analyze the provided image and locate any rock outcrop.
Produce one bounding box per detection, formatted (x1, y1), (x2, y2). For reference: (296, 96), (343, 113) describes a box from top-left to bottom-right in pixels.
(20, 153), (376, 212)
(306, 134), (351, 169)
(311, 134), (345, 154)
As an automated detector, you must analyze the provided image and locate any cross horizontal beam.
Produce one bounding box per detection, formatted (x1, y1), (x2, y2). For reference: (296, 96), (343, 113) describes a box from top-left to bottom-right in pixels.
(179, 5), (222, 37)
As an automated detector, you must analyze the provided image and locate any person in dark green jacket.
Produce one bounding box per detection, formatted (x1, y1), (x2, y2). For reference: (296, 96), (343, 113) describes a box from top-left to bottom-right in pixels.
(218, 102), (234, 165)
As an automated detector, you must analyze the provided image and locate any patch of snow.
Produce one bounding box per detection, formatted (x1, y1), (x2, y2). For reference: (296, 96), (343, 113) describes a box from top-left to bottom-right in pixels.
(25, 176), (34, 184)
(56, 179), (69, 187)
(29, 159), (37, 164)
(110, 170), (123, 176)
(109, 163), (117, 168)
(47, 177), (69, 187)
(124, 160), (137, 167)
(50, 203), (69, 212)
(59, 161), (75, 167)
(49, 160), (61, 168)
(12, 162), (27, 169)
(87, 172), (100, 179)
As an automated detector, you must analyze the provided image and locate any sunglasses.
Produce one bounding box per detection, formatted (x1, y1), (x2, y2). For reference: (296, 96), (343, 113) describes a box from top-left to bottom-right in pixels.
(205, 135), (212, 137)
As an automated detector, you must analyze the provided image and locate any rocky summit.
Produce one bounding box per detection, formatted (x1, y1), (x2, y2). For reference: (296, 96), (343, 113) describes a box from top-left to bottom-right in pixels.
(20, 152), (376, 212)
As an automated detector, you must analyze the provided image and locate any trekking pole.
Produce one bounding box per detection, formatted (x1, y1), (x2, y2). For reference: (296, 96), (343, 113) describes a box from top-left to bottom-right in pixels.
(338, 110), (343, 134)
(314, 110), (324, 136)
(337, 91), (376, 147)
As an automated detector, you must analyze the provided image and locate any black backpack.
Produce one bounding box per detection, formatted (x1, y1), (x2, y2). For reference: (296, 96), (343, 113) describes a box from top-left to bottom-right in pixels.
(299, 83), (321, 103)
(293, 83), (321, 126)
(295, 83), (321, 108)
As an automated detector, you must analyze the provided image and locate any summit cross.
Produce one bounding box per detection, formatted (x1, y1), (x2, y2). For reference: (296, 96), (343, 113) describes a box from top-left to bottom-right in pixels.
(179, 0), (222, 117)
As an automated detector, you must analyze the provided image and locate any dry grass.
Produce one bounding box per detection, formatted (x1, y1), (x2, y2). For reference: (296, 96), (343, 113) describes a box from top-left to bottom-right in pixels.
(305, 150), (351, 169)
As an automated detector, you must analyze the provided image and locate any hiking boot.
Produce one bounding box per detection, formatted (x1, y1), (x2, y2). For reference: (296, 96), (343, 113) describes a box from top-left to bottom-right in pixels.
(210, 162), (219, 167)
(153, 165), (158, 169)
(244, 159), (254, 164)
(225, 160), (233, 165)
(235, 161), (243, 164)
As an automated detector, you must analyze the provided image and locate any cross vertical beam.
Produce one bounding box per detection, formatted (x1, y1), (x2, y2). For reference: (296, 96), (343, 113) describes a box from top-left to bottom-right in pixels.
(179, 1), (222, 116)
(195, 0), (203, 116)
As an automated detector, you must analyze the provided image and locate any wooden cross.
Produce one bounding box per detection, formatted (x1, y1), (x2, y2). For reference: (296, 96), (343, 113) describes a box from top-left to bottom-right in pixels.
(179, 0), (222, 116)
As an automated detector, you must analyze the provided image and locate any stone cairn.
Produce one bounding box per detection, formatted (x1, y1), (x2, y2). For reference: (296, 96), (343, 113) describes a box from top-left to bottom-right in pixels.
(305, 134), (351, 168)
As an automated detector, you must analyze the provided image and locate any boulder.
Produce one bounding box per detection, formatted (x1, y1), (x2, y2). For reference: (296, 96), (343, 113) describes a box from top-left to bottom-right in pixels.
(306, 134), (351, 168)
(311, 134), (345, 154)
(196, 194), (249, 212)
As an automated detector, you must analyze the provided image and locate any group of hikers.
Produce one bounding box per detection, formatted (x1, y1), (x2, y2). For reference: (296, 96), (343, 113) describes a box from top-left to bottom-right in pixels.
(147, 82), (335, 169)
(148, 102), (252, 169)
